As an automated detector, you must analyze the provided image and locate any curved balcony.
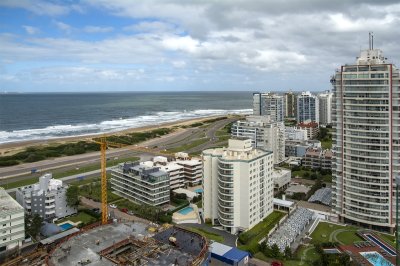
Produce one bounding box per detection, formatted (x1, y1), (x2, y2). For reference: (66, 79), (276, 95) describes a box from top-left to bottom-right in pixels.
(218, 175), (233, 183)
(218, 217), (234, 227)
(218, 180), (233, 189)
(218, 201), (234, 209)
(218, 163), (233, 170)
(217, 194), (234, 203)
(218, 210), (234, 220)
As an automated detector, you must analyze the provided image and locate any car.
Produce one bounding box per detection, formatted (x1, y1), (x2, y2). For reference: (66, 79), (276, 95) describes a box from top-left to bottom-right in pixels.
(109, 204), (117, 209)
(120, 208), (128, 213)
(127, 211), (134, 216)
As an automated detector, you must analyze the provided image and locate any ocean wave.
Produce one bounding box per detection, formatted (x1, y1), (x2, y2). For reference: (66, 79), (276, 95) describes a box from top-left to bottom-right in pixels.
(0, 109), (252, 144)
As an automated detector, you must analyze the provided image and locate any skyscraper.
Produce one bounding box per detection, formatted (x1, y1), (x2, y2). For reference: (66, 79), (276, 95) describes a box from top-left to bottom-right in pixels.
(284, 91), (297, 118)
(332, 48), (400, 232)
(297, 91), (319, 123)
(253, 92), (285, 122)
(318, 90), (333, 125)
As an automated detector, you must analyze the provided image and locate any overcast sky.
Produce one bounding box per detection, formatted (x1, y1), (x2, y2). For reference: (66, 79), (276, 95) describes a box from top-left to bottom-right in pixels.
(1, 0), (399, 92)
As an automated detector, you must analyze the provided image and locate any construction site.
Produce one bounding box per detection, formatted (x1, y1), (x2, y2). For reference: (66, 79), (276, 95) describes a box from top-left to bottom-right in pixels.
(46, 221), (209, 266)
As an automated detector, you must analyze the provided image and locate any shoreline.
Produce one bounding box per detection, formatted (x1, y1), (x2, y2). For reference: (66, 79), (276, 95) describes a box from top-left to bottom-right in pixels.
(0, 115), (234, 156)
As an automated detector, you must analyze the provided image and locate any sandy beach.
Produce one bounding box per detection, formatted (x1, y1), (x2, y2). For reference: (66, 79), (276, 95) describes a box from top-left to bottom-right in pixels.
(0, 115), (230, 156)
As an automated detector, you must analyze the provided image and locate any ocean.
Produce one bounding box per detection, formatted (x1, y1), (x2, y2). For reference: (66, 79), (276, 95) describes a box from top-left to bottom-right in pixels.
(0, 91), (253, 144)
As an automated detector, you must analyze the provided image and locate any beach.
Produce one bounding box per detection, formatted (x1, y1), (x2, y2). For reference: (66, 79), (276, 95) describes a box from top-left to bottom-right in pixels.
(0, 115), (230, 156)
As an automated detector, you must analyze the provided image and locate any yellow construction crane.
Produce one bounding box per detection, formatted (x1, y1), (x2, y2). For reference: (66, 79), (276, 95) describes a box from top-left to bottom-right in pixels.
(94, 137), (176, 224)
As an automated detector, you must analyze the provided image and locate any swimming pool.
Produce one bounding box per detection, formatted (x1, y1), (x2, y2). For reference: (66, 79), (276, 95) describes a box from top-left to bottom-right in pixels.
(194, 188), (203, 193)
(365, 234), (396, 256)
(178, 207), (194, 215)
(360, 252), (394, 266)
(59, 223), (74, 231)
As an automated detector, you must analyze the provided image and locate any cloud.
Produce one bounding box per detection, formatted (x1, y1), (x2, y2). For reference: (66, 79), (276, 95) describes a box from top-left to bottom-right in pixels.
(54, 21), (72, 33)
(0, 0), (81, 16)
(83, 26), (114, 33)
(22, 25), (40, 35)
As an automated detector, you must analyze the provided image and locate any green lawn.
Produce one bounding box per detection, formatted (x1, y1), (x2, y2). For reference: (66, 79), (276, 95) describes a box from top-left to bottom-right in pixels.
(291, 168), (332, 183)
(57, 211), (96, 224)
(310, 222), (360, 245)
(238, 211), (286, 253)
(378, 232), (396, 248)
(184, 226), (224, 242)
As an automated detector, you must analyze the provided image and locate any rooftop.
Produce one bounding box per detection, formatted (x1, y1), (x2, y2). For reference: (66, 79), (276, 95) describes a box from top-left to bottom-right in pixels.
(0, 188), (24, 213)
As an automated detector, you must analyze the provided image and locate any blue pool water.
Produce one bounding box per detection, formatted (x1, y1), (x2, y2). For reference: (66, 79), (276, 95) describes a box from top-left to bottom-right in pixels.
(59, 223), (74, 231)
(365, 234), (396, 256)
(194, 189), (203, 193)
(360, 252), (394, 266)
(178, 207), (194, 215)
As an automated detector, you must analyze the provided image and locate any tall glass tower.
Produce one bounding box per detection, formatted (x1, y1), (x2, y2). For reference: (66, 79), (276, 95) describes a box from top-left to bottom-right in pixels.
(331, 48), (400, 232)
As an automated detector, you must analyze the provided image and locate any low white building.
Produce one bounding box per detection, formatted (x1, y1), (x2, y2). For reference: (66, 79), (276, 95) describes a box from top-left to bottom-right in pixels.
(0, 188), (25, 251)
(202, 138), (274, 234)
(16, 174), (77, 221)
(285, 127), (308, 141)
(231, 115), (285, 165)
(272, 168), (291, 192)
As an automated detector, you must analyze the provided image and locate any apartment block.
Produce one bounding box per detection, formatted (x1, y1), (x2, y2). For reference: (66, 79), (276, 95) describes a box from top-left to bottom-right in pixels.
(111, 162), (170, 206)
(272, 168), (291, 192)
(231, 115), (285, 165)
(253, 92), (285, 122)
(0, 188), (25, 252)
(296, 121), (319, 139)
(203, 139), (274, 234)
(285, 127), (308, 141)
(332, 48), (400, 232)
(284, 91), (297, 118)
(297, 91), (319, 123)
(285, 140), (321, 157)
(318, 91), (333, 125)
(16, 174), (77, 221)
(303, 148), (332, 170)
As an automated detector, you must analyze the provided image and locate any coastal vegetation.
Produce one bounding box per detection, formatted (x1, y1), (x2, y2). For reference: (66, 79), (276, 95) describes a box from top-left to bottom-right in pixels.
(101, 127), (173, 145)
(0, 141), (100, 167)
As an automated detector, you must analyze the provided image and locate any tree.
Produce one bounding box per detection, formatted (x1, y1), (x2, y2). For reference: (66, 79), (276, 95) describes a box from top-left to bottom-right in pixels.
(271, 244), (282, 259)
(284, 246), (292, 259)
(66, 185), (80, 207)
(25, 214), (43, 240)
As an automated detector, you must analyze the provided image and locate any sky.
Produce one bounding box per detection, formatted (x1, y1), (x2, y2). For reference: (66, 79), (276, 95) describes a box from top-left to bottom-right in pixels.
(0, 0), (399, 92)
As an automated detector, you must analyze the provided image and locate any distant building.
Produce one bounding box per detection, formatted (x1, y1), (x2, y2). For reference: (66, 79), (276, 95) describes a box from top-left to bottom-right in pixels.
(253, 92), (285, 122)
(0, 188), (25, 251)
(303, 148), (332, 170)
(285, 126), (308, 141)
(202, 139), (274, 234)
(231, 116), (285, 164)
(297, 91), (319, 123)
(272, 169), (291, 192)
(285, 140), (321, 157)
(176, 158), (202, 186)
(284, 91), (297, 118)
(16, 174), (77, 221)
(318, 91), (333, 125)
(111, 162), (170, 206)
(296, 121), (319, 139)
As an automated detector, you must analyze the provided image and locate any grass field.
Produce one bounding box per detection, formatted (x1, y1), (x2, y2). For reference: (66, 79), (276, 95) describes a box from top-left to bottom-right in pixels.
(57, 211), (96, 224)
(310, 222), (361, 245)
(184, 226), (224, 242)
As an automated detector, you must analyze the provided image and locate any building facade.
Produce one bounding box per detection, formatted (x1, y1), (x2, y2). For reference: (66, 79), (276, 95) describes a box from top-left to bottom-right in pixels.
(272, 169), (291, 192)
(332, 48), (400, 232)
(284, 91), (297, 118)
(318, 91), (333, 125)
(285, 127), (308, 141)
(16, 174), (77, 221)
(231, 116), (285, 165)
(111, 162), (170, 206)
(202, 139), (274, 234)
(285, 140), (321, 157)
(303, 148), (332, 170)
(0, 188), (25, 251)
(253, 92), (285, 122)
(296, 121), (320, 139)
(297, 91), (319, 123)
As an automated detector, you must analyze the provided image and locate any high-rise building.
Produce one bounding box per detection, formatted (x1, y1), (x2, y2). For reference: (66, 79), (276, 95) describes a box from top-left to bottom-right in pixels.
(16, 174), (77, 221)
(231, 116), (285, 164)
(202, 139), (274, 234)
(318, 91), (333, 125)
(253, 92), (285, 122)
(297, 91), (319, 123)
(284, 91), (297, 118)
(332, 48), (400, 232)
(0, 188), (25, 251)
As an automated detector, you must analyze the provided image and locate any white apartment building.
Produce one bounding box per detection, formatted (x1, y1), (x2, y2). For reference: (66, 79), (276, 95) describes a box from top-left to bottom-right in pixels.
(272, 168), (291, 192)
(110, 162), (170, 206)
(202, 139), (274, 234)
(285, 127), (308, 141)
(0, 188), (25, 252)
(231, 116), (285, 165)
(16, 174), (77, 221)
(253, 92), (285, 122)
(332, 48), (400, 233)
(297, 91), (319, 124)
(318, 91), (333, 125)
